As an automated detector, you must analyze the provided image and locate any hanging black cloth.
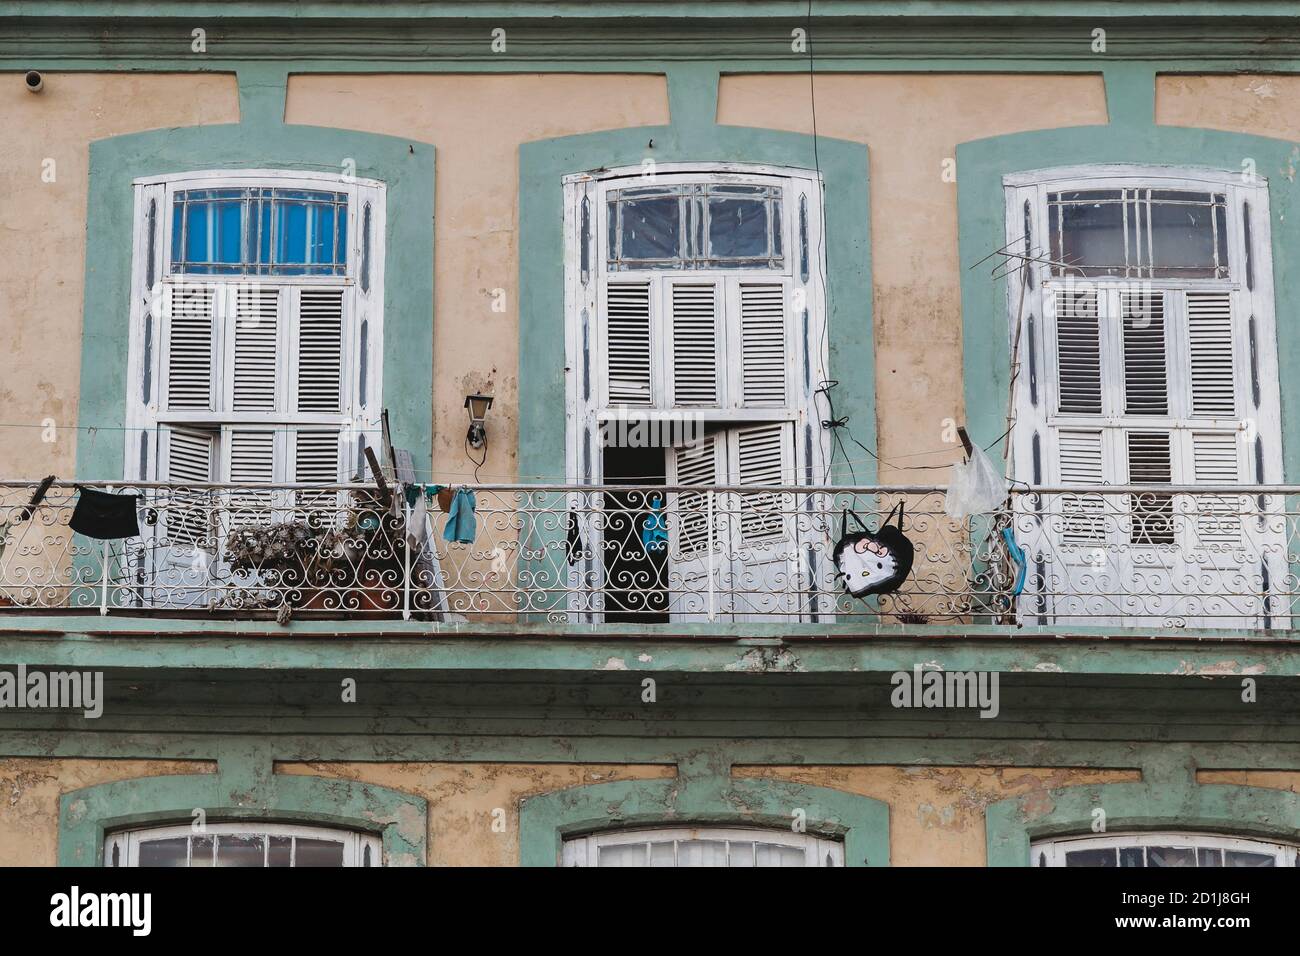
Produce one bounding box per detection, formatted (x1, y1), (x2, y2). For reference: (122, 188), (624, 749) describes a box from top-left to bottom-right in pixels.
(70, 486), (141, 540)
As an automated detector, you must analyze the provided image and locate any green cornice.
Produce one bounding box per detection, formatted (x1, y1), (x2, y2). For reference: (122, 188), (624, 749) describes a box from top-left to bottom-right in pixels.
(10, 13), (1300, 67)
(6, 623), (1300, 676)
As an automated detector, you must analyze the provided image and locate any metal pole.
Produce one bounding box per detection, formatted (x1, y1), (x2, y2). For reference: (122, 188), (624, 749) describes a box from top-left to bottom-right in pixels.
(706, 489), (715, 622)
(402, 497), (412, 621)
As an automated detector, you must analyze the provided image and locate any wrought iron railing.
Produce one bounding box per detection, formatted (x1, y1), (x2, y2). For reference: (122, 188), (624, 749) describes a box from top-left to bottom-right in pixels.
(0, 480), (1292, 629)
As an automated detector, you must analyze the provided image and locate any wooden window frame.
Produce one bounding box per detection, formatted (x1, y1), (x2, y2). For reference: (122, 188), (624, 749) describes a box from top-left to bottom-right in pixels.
(561, 825), (844, 867)
(104, 821), (382, 867)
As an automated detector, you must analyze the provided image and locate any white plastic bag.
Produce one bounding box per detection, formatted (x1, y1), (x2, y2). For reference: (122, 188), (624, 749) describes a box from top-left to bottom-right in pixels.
(944, 444), (1008, 519)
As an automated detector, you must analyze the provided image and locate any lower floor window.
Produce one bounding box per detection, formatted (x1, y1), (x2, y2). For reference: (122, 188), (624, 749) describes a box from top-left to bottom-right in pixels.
(1033, 833), (1299, 867)
(104, 822), (380, 867)
(561, 826), (843, 867)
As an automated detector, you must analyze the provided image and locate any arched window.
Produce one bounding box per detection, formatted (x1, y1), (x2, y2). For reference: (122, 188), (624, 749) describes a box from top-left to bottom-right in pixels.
(561, 826), (843, 867)
(104, 822), (381, 867)
(1032, 832), (1299, 867)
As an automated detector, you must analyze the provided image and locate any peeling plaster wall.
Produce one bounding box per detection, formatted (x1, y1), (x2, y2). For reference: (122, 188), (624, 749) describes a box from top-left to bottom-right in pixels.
(1157, 74), (1300, 142)
(277, 761), (676, 866)
(0, 757), (215, 865)
(0, 73), (239, 481)
(734, 765), (1139, 866)
(1198, 770), (1300, 794)
(716, 74), (1108, 478)
(284, 74), (670, 482)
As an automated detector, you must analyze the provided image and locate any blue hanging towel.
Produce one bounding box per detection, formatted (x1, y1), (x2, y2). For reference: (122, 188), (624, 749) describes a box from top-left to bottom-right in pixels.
(640, 495), (667, 553)
(443, 488), (477, 544)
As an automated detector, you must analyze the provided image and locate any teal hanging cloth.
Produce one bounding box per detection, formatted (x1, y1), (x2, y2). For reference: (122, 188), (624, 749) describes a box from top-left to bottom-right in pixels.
(443, 488), (477, 544)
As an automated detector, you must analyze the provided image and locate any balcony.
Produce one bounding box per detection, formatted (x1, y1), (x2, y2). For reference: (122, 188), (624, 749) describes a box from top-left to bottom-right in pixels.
(0, 480), (1291, 631)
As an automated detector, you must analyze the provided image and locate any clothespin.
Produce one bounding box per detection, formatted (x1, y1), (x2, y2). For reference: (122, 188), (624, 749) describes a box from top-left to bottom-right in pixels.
(956, 426), (974, 462)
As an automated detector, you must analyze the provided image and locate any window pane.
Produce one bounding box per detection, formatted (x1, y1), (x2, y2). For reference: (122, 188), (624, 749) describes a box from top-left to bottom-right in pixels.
(676, 840), (727, 866)
(216, 833), (265, 867)
(754, 843), (807, 867)
(1064, 848), (1116, 867)
(708, 196), (770, 259)
(172, 187), (347, 276)
(191, 835), (214, 867)
(1147, 846), (1197, 867)
(1224, 850), (1276, 867)
(1197, 847), (1223, 867)
(618, 195), (681, 262)
(1148, 193), (1224, 278)
(597, 843), (649, 867)
(1050, 191), (1127, 277)
(294, 838), (346, 867)
(1119, 846), (1146, 867)
(649, 843), (676, 867)
(268, 835), (293, 867)
(137, 837), (188, 867)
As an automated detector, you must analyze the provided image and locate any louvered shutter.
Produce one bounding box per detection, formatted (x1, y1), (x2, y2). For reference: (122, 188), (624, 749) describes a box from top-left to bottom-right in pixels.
(226, 428), (278, 518)
(1191, 431), (1242, 548)
(738, 282), (788, 406)
(1053, 289), (1102, 414)
(1056, 429), (1106, 545)
(1186, 292), (1237, 417)
(667, 280), (720, 406)
(604, 282), (652, 405)
(163, 426), (215, 547)
(669, 433), (723, 558)
(1121, 291), (1168, 415)
(293, 429), (341, 483)
(164, 284), (217, 410)
(1126, 431), (1174, 544)
(231, 285), (281, 411)
(732, 422), (793, 546)
(295, 288), (345, 413)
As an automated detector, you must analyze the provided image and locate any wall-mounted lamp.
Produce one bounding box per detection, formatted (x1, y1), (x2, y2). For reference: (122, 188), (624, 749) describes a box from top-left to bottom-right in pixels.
(24, 71), (44, 94)
(464, 393), (494, 449)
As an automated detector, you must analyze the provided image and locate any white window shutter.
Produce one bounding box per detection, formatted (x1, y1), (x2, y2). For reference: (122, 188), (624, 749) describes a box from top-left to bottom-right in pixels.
(667, 280), (721, 406)
(1186, 291), (1237, 417)
(604, 282), (653, 405)
(1056, 428), (1106, 544)
(293, 429), (341, 483)
(1191, 431), (1242, 548)
(295, 287), (345, 413)
(738, 282), (788, 406)
(162, 425), (215, 547)
(1126, 431), (1174, 544)
(227, 429), (277, 484)
(668, 432), (723, 557)
(1053, 289), (1102, 414)
(164, 284), (217, 410)
(1120, 290), (1169, 415)
(231, 285), (281, 411)
(731, 422), (793, 546)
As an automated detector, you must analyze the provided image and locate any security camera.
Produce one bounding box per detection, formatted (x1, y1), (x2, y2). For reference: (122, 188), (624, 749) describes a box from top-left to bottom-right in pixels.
(24, 71), (43, 93)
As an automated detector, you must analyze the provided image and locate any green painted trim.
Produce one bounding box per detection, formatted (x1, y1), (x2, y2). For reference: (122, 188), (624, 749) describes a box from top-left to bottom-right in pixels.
(518, 64), (873, 485)
(986, 771), (1300, 866)
(14, 2), (1300, 21)
(518, 761), (889, 866)
(74, 68), (435, 480)
(6, 623), (1300, 676)
(959, 65), (1300, 481)
(58, 751), (428, 866)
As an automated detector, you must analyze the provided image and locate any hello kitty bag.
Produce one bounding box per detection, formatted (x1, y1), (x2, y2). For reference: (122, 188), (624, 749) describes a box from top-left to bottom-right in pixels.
(832, 502), (915, 598)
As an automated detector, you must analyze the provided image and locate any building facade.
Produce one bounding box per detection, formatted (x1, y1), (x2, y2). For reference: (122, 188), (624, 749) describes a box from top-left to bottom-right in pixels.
(2, 0), (1300, 867)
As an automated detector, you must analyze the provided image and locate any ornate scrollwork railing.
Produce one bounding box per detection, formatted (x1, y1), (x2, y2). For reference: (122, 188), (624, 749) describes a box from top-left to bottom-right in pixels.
(0, 480), (1292, 629)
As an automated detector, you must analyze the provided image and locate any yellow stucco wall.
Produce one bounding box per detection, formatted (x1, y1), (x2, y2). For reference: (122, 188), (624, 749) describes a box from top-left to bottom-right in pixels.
(716, 74), (1109, 479)
(276, 760), (676, 866)
(285, 74), (670, 483)
(1198, 770), (1300, 794)
(1157, 74), (1300, 140)
(0, 757), (215, 866)
(734, 764), (1140, 866)
(0, 73), (239, 482)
